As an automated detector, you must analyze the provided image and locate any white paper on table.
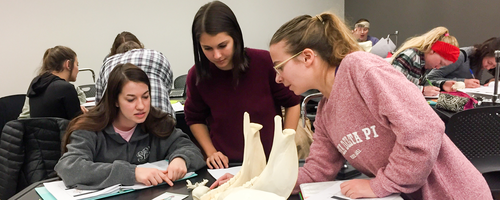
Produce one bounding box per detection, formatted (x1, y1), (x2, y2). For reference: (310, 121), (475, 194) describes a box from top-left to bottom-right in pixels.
(370, 37), (396, 58)
(306, 180), (402, 200)
(44, 181), (121, 200)
(172, 102), (184, 112)
(152, 191), (188, 200)
(459, 85), (500, 96)
(207, 166), (241, 179)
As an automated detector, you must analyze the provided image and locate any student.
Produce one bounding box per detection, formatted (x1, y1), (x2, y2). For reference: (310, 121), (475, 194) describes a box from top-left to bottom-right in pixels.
(105, 31), (144, 60)
(391, 27), (460, 97)
(55, 63), (204, 189)
(26, 46), (87, 120)
(212, 12), (491, 199)
(185, 0), (301, 169)
(427, 37), (499, 87)
(352, 18), (379, 45)
(96, 32), (175, 116)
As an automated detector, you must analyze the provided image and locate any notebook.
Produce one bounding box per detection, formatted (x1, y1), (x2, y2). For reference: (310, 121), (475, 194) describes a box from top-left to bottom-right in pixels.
(300, 180), (403, 200)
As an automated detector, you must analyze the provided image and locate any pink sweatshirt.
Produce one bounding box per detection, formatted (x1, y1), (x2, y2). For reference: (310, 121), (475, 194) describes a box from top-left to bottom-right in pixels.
(295, 51), (491, 199)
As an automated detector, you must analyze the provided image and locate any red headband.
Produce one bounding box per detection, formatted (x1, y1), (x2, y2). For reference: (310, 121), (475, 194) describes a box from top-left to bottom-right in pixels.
(431, 41), (459, 63)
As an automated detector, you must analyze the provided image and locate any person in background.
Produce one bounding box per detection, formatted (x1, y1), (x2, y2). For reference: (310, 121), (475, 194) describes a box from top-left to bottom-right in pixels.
(25, 46), (87, 120)
(427, 37), (500, 87)
(352, 18), (379, 45)
(185, 0), (301, 169)
(104, 31), (144, 60)
(55, 63), (204, 190)
(211, 12), (491, 199)
(391, 26), (460, 97)
(96, 33), (175, 116)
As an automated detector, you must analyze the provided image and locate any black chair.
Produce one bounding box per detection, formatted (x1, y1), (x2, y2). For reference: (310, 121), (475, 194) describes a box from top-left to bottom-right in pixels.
(445, 106), (500, 197)
(174, 74), (187, 89)
(78, 68), (97, 98)
(0, 94), (26, 133)
(0, 117), (69, 200)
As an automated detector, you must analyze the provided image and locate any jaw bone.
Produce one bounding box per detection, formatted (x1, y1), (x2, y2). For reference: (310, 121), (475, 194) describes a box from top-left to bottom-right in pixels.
(199, 112), (298, 200)
(200, 112), (267, 200)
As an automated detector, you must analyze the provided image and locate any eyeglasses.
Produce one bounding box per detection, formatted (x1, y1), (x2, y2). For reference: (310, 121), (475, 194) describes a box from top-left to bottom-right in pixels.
(273, 51), (303, 75)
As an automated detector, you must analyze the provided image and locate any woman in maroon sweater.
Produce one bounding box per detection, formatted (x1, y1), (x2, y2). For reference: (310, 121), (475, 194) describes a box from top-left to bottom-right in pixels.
(184, 0), (301, 169)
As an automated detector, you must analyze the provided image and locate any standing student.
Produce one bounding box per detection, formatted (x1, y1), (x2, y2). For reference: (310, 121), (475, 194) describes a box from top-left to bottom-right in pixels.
(427, 37), (500, 87)
(55, 63), (204, 190)
(391, 27), (460, 97)
(26, 46), (87, 120)
(212, 12), (491, 199)
(352, 18), (379, 45)
(96, 32), (175, 116)
(104, 31), (144, 60)
(184, 0), (301, 169)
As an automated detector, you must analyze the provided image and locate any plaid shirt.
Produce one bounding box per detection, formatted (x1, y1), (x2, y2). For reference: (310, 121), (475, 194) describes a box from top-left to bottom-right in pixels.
(96, 49), (174, 116)
(391, 48), (445, 90)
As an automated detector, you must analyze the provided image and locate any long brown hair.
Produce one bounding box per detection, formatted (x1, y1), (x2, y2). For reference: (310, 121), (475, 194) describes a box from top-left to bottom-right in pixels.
(270, 12), (361, 68)
(39, 46), (77, 75)
(62, 63), (176, 152)
(108, 31), (144, 57)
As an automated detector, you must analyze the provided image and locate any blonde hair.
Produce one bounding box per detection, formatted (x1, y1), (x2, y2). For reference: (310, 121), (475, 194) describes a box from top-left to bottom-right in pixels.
(392, 26), (459, 62)
(270, 12), (362, 68)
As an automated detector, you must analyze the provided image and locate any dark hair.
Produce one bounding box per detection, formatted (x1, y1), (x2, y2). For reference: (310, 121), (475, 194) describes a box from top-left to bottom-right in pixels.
(39, 46), (77, 75)
(62, 63), (176, 152)
(191, 0), (248, 84)
(470, 37), (500, 73)
(116, 41), (142, 54)
(270, 12), (361, 68)
(108, 31), (144, 57)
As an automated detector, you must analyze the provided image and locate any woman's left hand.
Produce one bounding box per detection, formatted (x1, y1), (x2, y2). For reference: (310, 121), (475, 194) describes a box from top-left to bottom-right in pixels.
(340, 179), (377, 199)
(166, 157), (187, 182)
(442, 80), (457, 92)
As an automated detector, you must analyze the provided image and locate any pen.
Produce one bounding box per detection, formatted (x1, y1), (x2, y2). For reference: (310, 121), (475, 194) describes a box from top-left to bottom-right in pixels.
(469, 69), (475, 79)
(426, 79), (434, 87)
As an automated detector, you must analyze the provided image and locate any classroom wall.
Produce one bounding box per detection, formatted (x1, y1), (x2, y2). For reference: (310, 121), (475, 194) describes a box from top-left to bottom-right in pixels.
(0, 0), (343, 98)
(345, 0), (500, 49)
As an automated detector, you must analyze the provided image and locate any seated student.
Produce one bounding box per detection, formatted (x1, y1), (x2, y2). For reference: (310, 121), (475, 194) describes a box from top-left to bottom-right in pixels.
(55, 63), (205, 189)
(391, 27), (460, 97)
(352, 18), (379, 45)
(185, 0), (301, 169)
(427, 37), (500, 87)
(26, 46), (87, 120)
(96, 32), (175, 116)
(211, 12), (491, 199)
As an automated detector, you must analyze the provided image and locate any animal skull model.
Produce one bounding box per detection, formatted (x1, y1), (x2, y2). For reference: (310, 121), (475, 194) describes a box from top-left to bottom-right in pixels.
(192, 112), (298, 200)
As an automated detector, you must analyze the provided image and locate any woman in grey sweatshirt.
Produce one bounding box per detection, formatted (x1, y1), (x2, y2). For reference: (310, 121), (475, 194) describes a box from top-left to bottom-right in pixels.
(55, 63), (205, 190)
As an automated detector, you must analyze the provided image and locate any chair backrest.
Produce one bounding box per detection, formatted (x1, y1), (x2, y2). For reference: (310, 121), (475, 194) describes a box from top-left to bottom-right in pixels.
(0, 117), (69, 199)
(174, 74), (187, 89)
(445, 106), (500, 174)
(0, 94), (26, 133)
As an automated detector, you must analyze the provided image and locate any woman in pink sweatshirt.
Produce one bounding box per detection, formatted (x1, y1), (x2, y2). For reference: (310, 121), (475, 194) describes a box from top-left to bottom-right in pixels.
(267, 12), (491, 199)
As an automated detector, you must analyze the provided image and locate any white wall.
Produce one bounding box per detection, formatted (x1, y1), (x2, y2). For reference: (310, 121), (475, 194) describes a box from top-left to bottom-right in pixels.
(0, 0), (343, 97)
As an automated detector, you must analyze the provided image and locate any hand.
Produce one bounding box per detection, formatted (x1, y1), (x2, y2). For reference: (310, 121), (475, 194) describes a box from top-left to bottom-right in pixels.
(340, 179), (377, 199)
(423, 86), (440, 96)
(80, 105), (89, 113)
(442, 80), (457, 92)
(135, 167), (172, 186)
(484, 78), (495, 86)
(206, 151), (228, 169)
(209, 173), (234, 189)
(166, 157), (187, 184)
(464, 79), (480, 88)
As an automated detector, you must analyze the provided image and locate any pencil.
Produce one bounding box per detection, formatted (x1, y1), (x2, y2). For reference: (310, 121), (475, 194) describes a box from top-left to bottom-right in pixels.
(426, 79), (434, 86)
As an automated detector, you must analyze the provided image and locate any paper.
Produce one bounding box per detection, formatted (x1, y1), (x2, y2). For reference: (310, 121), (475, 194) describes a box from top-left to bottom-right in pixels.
(152, 191), (188, 200)
(424, 94), (439, 99)
(301, 180), (403, 200)
(172, 102), (184, 112)
(370, 37), (396, 58)
(459, 85), (500, 96)
(207, 166), (241, 179)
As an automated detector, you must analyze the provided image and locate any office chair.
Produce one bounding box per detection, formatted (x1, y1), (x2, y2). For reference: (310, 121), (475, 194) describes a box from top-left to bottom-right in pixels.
(0, 94), (26, 133)
(78, 68), (97, 98)
(171, 74), (187, 98)
(445, 106), (500, 196)
(0, 117), (69, 199)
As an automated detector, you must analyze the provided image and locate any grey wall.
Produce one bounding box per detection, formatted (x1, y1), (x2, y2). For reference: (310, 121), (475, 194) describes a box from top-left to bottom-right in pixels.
(0, 0), (344, 97)
(345, 0), (500, 49)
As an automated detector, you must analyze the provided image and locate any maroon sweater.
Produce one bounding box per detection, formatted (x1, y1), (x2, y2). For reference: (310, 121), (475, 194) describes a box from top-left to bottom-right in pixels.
(184, 48), (300, 162)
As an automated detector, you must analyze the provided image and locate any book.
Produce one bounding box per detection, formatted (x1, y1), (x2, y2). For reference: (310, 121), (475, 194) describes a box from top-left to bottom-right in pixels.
(36, 160), (197, 200)
(300, 180), (403, 200)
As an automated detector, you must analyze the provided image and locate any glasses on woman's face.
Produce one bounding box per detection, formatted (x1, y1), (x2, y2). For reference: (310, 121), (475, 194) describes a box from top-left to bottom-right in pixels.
(273, 51), (303, 75)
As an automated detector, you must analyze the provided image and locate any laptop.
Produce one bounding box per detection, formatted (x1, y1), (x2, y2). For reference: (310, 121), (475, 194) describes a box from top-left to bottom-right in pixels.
(170, 86), (186, 98)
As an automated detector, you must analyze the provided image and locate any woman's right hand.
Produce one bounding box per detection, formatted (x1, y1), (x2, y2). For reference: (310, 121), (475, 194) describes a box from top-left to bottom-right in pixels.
(206, 151), (229, 169)
(423, 86), (440, 96)
(209, 173), (234, 189)
(464, 79), (480, 88)
(135, 167), (173, 186)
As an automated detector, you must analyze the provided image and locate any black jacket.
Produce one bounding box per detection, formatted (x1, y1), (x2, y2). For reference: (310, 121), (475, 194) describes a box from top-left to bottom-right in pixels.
(0, 117), (68, 200)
